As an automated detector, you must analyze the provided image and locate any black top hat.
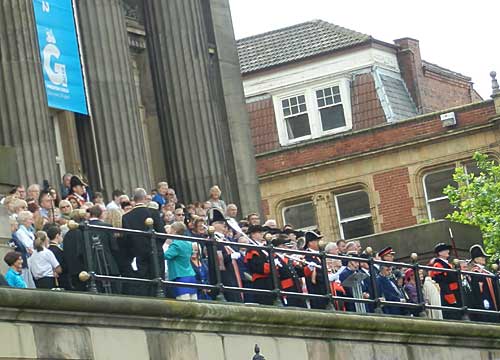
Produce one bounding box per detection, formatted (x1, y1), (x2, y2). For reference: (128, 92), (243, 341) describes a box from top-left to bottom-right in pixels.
(247, 224), (265, 234)
(70, 176), (87, 189)
(207, 208), (226, 225)
(377, 246), (395, 258)
(271, 234), (291, 247)
(470, 244), (489, 259)
(303, 231), (323, 248)
(434, 242), (452, 254)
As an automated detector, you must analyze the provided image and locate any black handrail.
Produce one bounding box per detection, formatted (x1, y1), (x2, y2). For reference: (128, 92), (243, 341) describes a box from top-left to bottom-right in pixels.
(73, 221), (500, 322)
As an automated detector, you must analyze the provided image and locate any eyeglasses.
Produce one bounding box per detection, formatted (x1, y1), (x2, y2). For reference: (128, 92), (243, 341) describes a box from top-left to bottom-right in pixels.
(60, 205), (70, 209)
(175, 213), (185, 217)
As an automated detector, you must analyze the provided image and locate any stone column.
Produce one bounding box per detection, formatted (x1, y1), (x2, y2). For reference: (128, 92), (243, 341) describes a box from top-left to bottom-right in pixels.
(312, 192), (337, 241)
(0, 0), (58, 187)
(75, 0), (151, 196)
(143, 0), (235, 203)
(209, 0), (262, 215)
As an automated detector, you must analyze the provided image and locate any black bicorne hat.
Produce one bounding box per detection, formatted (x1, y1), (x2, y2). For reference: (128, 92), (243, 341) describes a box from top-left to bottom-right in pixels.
(70, 176), (87, 189)
(434, 242), (452, 254)
(207, 208), (226, 225)
(303, 231), (323, 249)
(470, 244), (489, 259)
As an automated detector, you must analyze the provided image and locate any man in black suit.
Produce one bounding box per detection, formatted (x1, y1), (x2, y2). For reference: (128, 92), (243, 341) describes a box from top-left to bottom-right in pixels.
(122, 188), (165, 296)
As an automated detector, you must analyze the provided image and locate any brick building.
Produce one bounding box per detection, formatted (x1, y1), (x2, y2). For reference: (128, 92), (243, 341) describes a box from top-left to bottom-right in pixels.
(237, 20), (497, 241)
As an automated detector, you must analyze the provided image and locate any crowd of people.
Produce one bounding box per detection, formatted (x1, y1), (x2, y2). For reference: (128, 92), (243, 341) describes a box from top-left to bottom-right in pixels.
(0, 175), (498, 323)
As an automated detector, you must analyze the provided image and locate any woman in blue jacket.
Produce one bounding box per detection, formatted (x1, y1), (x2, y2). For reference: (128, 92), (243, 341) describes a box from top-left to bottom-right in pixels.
(164, 222), (198, 300)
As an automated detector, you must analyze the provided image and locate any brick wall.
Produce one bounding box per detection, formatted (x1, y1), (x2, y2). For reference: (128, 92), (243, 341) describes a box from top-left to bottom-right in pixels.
(395, 38), (477, 114)
(256, 102), (496, 175)
(351, 73), (387, 130)
(246, 97), (280, 153)
(420, 71), (475, 112)
(373, 167), (416, 231)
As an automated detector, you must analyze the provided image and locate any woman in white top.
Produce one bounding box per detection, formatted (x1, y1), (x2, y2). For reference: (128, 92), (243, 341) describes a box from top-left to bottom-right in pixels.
(14, 211), (36, 288)
(28, 231), (61, 289)
(15, 211), (35, 252)
(423, 274), (443, 320)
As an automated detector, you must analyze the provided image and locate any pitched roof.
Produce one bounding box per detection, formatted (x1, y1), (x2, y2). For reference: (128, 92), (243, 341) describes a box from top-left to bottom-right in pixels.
(237, 20), (372, 75)
(422, 60), (472, 82)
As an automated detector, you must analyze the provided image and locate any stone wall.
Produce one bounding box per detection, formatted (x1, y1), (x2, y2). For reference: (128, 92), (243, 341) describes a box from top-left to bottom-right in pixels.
(1, 288), (500, 359)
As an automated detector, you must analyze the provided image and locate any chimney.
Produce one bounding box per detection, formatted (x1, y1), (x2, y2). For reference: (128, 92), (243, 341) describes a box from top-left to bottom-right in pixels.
(394, 38), (424, 114)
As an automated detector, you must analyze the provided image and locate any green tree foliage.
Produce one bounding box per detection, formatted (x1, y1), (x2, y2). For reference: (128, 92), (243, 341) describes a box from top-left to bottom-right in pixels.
(443, 152), (500, 259)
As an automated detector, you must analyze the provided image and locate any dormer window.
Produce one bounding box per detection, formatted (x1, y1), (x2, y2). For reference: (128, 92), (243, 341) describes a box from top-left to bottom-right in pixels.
(282, 95), (310, 139)
(316, 85), (345, 131)
(273, 78), (352, 146)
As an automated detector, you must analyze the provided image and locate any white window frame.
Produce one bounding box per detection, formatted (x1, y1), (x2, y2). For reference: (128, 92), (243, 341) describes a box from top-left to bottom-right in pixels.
(282, 201), (317, 231)
(423, 163), (478, 220)
(273, 77), (352, 146)
(280, 93), (312, 143)
(334, 190), (373, 240)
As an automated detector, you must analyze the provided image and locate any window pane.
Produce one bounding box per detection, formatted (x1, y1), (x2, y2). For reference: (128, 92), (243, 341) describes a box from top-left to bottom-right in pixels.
(320, 105), (346, 131)
(318, 98), (325, 107)
(465, 162), (480, 177)
(333, 95), (341, 103)
(291, 105), (299, 114)
(325, 97), (333, 106)
(336, 191), (371, 219)
(283, 108), (291, 117)
(283, 202), (316, 229)
(290, 97), (297, 106)
(424, 169), (457, 200)
(299, 104), (307, 112)
(342, 217), (374, 240)
(332, 86), (340, 94)
(286, 113), (311, 139)
(429, 198), (455, 220)
(298, 95), (306, 104)
(324, 88), (332, 96)
(282, 99), (289, 108)
(316, 90), (323, 98)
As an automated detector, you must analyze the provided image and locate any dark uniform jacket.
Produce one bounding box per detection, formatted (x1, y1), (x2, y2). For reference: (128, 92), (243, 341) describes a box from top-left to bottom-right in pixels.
(376, 274), (403, 315)
(303, 249), (328, 309)
(48, 242), (70, 289)
(469, 263), (499, 322)
(430, 257), (460, 306)
(244, 248), (273, 305)
(275, 255), (305, 307)
(121, 204), (165, 259)
(63, 228), (85, 276)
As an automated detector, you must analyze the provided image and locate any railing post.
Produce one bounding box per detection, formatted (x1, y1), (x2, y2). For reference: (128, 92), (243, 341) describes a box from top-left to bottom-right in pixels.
(319, 251), (334, 311)
(411, 253), (427, 317)
(80, 220), (97, 294)
(89, 271), (98, 294)
(146, 218), (164, 298)
(454, 259), (469, 321)
(208, 226), (226, 302)
(267, 246), (282, 307)
(367, 253), (382, 314)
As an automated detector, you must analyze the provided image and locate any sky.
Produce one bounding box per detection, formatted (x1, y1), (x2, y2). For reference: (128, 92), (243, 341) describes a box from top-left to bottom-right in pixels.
(228, 0), (499, 99)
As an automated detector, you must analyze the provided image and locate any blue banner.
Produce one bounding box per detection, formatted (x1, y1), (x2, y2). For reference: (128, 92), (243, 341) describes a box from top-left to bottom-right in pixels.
(33, 0), (88, 115)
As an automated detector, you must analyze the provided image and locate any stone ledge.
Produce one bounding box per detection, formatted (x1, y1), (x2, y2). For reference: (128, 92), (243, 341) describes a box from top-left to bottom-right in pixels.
(1, 288), (500, 349)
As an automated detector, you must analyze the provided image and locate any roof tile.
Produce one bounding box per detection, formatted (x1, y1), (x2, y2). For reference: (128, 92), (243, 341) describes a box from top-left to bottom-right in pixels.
(237, 20), (371, 74)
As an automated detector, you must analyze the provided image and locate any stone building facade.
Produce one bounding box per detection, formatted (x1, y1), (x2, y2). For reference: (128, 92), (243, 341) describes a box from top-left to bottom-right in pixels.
(238, 20), (497, 241)
(0, 0), (260, 214)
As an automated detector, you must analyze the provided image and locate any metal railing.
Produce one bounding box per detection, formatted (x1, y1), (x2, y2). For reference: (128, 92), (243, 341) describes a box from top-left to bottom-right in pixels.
(72, 220), (500, 322)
